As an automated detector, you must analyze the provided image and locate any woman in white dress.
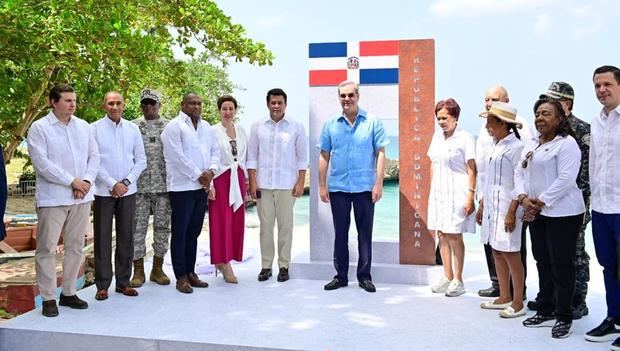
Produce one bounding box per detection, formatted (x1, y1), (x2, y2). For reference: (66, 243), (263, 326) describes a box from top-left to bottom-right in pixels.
(428, 98), (476, 297)
(475, 102), (525, 318)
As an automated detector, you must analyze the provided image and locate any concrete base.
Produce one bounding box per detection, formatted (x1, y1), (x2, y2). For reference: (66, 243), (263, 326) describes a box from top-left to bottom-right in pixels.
(290, 252), (443, 285)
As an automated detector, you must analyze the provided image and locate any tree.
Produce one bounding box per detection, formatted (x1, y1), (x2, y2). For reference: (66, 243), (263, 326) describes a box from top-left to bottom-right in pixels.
(0, 0), (273, 162)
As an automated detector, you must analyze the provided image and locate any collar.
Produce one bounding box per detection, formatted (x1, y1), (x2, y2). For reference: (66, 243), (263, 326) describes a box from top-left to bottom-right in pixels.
(179, 111), (201, 126)
(600, 104), (620, 119)
(47, 111), (73, 125)
(496, 132), (517, 145)
(262, 114), (290, 125)
(104, 115), (124, 126)
(338, 108), (367, 124)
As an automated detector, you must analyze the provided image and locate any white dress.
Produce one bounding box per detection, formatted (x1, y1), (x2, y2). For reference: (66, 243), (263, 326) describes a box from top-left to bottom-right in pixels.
(427, 129), (476, 234)
(479, 133), (524, 252)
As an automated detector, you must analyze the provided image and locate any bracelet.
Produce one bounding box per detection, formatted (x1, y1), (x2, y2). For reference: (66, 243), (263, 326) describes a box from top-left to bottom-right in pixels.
(468, 188), (475, 193)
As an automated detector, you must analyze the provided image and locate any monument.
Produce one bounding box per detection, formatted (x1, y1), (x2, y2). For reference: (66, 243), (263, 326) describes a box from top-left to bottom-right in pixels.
(291, 39), (440, 284)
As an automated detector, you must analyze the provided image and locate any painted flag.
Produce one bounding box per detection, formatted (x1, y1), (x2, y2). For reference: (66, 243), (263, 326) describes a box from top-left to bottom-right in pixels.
(309, 40), (400, 86)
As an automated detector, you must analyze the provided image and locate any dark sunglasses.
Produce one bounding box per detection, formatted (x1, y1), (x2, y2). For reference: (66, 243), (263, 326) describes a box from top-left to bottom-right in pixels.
(140, 100), (157, 106)
(230, 140), (238, 158)
(521, 151), (534, 169)
(339, 93), (355, 99)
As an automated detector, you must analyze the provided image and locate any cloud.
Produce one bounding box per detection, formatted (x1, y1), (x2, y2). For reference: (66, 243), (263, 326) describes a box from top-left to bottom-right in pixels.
(430, 0), (557, 18)
(569, 4), (591, 16)
(534, 14), (551, 34)
(255, 15), (285, 30)
(573, 22), (603, 39)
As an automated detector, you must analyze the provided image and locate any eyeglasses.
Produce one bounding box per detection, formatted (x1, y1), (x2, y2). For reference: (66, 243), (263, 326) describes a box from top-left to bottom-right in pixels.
(230, 140), (238, 160)
(339, 93), (355, 99)
(521, 151), (533, 169)
(140, 100), (157, 106)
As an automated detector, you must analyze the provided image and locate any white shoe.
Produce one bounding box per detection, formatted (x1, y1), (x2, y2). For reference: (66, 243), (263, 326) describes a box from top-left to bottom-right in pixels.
(499, 306), (526, 318)
(480, 300), (512, 310)
(430, 276), (451, 293)
(445, 280), (465, 297)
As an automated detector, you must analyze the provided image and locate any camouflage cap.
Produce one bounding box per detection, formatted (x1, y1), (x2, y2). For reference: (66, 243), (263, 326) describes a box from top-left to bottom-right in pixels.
(539, 81), (574, 101)
(140, 88), (160, 103)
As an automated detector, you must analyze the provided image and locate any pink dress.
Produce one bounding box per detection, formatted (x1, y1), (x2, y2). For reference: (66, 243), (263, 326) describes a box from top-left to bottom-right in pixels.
(208, 123), (248, 264)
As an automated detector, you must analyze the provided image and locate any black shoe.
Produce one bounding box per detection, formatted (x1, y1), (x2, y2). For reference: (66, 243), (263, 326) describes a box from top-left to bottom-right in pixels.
(324, 278), (348, 291)
(477, 286), (500, 297)
(523, 313), (555, 328)
(42, 300), (59, 317)
(277, 267), (289, 282)
(358, 280), (376, 293)
(572, 304), (589, 320)
(611, 336), (620, 351)
(527, 300), (540, 311)
(258, 269), (272, 282)
(58, 294), (88, 309)
(585, 318), (620, 342)
(552, 320), (573, 339)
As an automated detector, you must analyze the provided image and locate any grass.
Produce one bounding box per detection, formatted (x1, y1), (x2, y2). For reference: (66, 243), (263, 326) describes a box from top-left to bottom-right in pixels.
(5, 146), (30, 184)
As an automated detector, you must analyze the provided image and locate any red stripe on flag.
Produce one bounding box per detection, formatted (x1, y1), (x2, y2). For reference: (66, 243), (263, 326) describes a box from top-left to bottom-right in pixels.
(360, 40), (399, 56)
(309, 70), (348, 86)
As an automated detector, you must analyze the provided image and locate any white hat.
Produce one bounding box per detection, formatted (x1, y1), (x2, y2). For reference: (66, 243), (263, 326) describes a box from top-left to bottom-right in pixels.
(479, 101), (522, 129)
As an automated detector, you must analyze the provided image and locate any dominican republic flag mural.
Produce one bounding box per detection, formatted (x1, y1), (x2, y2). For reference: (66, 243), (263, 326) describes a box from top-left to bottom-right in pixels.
(307, 39), (437, 265)
(309, 41), (400, 86)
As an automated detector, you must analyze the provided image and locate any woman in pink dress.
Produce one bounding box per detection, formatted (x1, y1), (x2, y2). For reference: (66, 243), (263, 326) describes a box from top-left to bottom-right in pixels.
(208, 95), (247, 283)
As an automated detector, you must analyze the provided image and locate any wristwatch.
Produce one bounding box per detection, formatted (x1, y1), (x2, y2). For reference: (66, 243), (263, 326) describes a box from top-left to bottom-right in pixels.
(121, 178), (131, 186)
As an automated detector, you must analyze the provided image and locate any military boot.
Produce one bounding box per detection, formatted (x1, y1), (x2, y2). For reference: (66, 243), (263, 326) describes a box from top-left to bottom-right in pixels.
(150, 256), (170, 285)
(130, 258), (145, 288)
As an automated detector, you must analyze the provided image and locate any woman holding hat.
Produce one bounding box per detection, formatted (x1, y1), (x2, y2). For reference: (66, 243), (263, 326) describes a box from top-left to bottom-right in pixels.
(475, 101), (526, 318)
(516, 98), (585, 338)
(427, 98), (476, 297)
(208, 95), (248, 283)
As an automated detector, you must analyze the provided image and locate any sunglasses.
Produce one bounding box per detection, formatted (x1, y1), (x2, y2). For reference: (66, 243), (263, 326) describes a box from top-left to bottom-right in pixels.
(230, 140), (238, 159)
(521, 151), (534, 169)
(140, 100), (157, 106)
(339, 93), (356, 99)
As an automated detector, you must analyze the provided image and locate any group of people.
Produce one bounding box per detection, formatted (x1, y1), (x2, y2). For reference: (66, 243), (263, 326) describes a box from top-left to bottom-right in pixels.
(25, 85), (308, 317)
(4, 65), (619, 349)
(427, 65), (620, 347)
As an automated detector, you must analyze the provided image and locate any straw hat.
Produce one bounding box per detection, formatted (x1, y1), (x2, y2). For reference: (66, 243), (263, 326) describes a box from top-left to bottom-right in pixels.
(479, 101), (522, 128)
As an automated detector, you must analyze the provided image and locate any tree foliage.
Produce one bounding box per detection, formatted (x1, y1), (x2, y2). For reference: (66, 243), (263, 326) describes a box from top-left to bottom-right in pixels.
(0, 0), (273, 162)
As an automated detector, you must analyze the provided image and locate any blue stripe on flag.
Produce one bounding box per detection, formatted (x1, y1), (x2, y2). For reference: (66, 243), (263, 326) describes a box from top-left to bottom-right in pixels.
(360, 68), (399, 84)
(309, 42), (348, 58)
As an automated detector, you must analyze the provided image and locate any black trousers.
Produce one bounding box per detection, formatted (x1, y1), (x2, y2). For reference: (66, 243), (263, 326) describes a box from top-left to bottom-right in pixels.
(94, 194), (136, 290)
(530, 213), (583, 322)
(169, 189), (207, 278)
(329, 191), (374, 283)
(484, 223), (528, 294)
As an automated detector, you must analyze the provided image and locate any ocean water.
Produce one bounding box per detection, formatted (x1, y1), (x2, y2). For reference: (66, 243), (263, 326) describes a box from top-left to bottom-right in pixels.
(247, 181), (400, 241)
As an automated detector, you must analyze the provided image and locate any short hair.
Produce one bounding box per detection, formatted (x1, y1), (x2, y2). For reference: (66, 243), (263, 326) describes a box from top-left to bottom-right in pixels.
(434, 98), (461, 120)
(217, 94), (238, 109)
(49, 84), (75, 103)
(533, 98), (575, 138)
(266, 88), (287, 104)
(182, 92), (200, 103)
(337, 80), (359, 95)
(593, 65), (620, 84)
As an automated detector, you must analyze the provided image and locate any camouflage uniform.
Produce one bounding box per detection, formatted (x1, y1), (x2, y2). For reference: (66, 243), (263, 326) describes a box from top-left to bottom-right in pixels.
(567, 113), (591, 310)
(132, 117), (171, 260)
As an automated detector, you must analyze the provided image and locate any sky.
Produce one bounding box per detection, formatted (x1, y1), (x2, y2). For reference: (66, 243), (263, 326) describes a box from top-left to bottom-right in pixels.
(215, 0), (620, 137)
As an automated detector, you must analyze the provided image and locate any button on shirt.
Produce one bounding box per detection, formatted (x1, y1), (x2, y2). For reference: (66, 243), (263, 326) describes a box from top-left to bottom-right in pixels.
(515, 135), (585, 217)
(161, 112), (220, 192)
(91, 116), (147, 197)
(317, 109), (389, 193)
(246, 115), (307, 190)
(27, 112), (100, 207)
(590, 105), (620, 214)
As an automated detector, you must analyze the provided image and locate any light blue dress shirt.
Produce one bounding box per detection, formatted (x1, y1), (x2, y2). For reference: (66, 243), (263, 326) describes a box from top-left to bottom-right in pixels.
(317, 109), (389, 193)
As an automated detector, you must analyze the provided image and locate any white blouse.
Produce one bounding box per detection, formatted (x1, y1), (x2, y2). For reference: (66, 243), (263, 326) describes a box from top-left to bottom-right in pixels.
(515, 135), (585, 217)
(213, 123), (248, 211)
